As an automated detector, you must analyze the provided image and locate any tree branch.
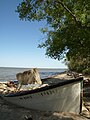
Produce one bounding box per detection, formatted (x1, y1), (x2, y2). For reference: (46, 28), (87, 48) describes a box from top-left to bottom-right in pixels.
(55, 0), (78, 24)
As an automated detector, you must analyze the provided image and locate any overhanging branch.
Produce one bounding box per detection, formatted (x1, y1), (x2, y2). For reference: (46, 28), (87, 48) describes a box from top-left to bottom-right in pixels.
(55, 0), (78, 24)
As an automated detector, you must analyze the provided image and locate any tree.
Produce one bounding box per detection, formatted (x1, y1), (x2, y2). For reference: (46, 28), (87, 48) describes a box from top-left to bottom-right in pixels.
(16, 0), (90, 72)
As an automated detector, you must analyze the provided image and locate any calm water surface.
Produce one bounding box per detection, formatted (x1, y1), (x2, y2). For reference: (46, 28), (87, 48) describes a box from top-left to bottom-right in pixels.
(0, 67), (66, 82)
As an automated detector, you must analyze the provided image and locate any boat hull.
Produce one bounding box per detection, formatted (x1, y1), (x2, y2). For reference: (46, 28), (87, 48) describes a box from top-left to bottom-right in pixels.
(2, 80), (82, 114)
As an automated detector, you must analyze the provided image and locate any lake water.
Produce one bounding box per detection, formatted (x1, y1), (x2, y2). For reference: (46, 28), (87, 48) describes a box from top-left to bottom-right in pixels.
(0, 67), (66, 82)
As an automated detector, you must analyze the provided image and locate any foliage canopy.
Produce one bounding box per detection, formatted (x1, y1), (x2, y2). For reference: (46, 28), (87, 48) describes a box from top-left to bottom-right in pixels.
(16, 0), (90, 72)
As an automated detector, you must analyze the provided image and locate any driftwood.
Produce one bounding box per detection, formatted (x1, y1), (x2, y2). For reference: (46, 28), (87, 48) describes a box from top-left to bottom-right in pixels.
(0, 81), (17, 94)
(16, 68), (42, 90)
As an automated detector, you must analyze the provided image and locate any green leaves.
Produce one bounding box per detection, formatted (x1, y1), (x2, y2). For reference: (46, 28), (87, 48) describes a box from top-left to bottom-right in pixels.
(16, 0), (90, 73)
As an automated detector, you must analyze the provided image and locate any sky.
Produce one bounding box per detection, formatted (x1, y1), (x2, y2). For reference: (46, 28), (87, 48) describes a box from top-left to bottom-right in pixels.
(0, 0), (67, 68)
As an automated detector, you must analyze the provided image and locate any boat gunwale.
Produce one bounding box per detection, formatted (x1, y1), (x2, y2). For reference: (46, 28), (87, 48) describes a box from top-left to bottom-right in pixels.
(4, 77), (83, 97)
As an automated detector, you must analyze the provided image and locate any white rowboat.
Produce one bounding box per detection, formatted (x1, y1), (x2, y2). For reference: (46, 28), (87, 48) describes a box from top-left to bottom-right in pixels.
(0, 74), (83, 114)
